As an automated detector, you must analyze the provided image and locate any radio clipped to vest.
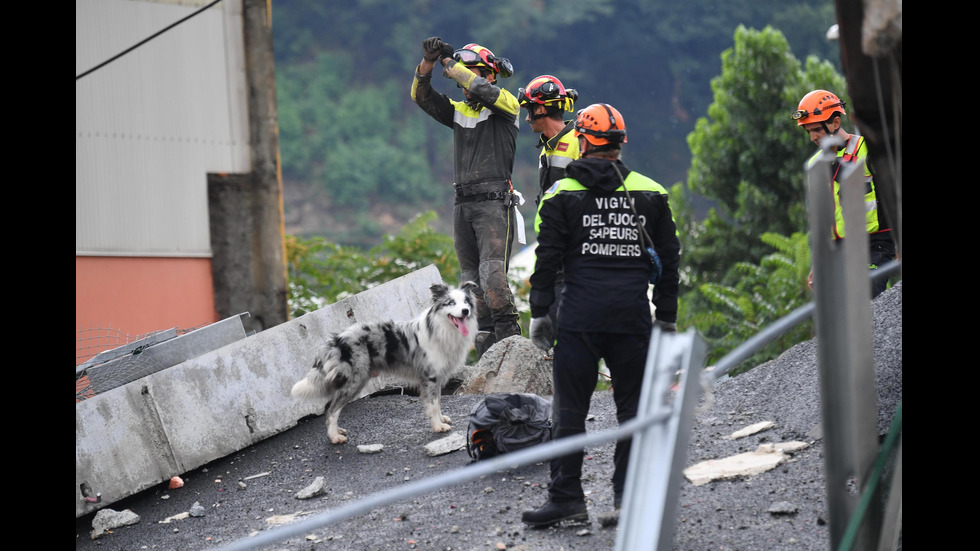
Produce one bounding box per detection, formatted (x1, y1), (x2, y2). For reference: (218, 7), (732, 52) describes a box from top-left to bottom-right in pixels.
(612, 164), (663, 285)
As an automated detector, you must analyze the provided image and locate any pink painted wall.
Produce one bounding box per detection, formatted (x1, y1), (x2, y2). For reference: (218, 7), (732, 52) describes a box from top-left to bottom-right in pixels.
(76, 256), (219, 364)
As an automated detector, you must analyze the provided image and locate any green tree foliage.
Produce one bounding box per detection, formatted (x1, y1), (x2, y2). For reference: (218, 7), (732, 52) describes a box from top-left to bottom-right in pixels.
(285, 210), (457, 317)
(277, 57), (439, 210)
(681, 231), (813, 374)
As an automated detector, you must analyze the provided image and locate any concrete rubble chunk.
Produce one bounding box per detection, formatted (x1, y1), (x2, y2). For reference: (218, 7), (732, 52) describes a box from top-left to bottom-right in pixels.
(296, 476), (327, 500)
(757, 441), (809, 454)
(90, 508), (140, 539)
(683, 441), (810, 486)
(725, 420), (775, 439)
(424, 432), (467, 456)
(459, 336), (553, 395)
(357, 444), (384, 454)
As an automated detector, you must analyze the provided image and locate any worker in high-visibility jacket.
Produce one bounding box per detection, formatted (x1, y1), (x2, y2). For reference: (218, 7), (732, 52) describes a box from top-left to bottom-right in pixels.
(523, 103), (680, 528)
(794, 89), (896, 298)
(518, 74), (581, 207)
(518, 74), (580, 329)
(413, 38), (523, 357)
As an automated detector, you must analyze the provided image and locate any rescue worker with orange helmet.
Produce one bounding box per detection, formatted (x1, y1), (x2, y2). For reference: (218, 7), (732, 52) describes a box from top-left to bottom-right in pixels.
(522, 103), (680, 527)
(412, 38), (523, 357)
(794, 89), (895, 297)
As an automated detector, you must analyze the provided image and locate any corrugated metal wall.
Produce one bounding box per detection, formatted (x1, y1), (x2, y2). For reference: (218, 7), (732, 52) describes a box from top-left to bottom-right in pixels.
(75, 0), (250, 257)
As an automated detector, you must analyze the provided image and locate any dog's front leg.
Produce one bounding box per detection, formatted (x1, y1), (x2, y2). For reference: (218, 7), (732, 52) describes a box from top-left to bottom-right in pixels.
(420, 383), (451, 432)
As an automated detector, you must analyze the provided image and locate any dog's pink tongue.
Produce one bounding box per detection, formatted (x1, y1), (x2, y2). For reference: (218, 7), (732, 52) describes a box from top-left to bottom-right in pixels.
(451, 315), (470, 337)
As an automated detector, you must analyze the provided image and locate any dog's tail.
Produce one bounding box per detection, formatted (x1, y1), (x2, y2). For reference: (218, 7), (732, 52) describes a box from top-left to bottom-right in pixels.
(290, 376), (322, 399)
(290, 344), (338, 400)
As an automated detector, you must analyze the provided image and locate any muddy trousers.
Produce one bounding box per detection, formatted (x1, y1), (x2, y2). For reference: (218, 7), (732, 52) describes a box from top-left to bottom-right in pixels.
(548, 330), (648, 502)
(453, 199), (521, 341)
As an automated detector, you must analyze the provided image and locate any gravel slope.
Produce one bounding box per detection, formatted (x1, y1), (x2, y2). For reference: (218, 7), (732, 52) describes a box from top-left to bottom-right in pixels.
(75, 283), (901, 550)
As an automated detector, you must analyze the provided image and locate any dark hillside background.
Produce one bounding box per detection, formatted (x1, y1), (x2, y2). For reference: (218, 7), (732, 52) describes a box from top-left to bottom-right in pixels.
(273, 0), (840, 247)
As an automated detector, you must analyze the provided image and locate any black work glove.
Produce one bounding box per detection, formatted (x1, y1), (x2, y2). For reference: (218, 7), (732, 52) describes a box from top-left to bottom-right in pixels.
(529, 317), (555, 352)
(422, 37), (444, 62)
(439, 42), (454, 63)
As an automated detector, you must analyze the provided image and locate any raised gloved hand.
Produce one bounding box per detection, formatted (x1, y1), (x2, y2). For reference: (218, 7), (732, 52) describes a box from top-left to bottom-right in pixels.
(439, 41), (454, 63)
(529, 317), (555, 352)
(422, 37), (445, 62)
(653, 319), (677, 333)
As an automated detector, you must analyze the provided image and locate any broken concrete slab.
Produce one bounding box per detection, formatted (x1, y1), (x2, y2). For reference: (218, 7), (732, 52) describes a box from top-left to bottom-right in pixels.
(725, 420), (775, 439)
(683, 441), (811, 486)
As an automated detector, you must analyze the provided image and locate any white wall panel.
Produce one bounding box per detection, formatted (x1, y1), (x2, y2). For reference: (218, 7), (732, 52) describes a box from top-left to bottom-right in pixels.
(76, 0), (250, 256)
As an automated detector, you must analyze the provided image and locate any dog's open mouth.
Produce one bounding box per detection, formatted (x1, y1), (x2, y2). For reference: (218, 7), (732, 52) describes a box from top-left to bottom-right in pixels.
(449, 314), (470, 337)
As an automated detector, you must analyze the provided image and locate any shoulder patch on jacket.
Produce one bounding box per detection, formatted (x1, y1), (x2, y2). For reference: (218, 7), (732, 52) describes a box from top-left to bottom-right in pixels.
(557, 142), (568, 152)
(544, 181), (560, 195)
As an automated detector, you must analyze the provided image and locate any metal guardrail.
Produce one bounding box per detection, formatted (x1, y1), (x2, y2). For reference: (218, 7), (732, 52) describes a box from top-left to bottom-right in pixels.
(807, 140), (901, 551)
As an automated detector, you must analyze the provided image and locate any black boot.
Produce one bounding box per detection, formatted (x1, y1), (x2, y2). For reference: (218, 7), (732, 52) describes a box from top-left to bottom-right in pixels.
(599, 493), (622, 528)
(521, 499), (588, 527)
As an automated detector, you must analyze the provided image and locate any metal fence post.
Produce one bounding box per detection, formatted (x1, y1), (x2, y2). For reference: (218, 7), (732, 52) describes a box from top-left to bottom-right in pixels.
(615, 328), (707, 551)
(806, 145), (883, 550)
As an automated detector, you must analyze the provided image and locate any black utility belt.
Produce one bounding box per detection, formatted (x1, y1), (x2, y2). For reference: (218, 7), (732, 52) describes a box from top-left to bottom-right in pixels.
(455, 190), (510, 203)
(454, 181), (512, 204)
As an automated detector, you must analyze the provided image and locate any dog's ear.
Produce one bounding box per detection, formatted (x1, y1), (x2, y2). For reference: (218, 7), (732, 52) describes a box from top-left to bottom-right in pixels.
(430, 282), (449, 300)
(460, 281), (479, 295)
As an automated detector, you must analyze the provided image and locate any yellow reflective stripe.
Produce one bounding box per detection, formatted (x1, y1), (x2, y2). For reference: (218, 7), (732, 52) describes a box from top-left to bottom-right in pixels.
(453, 104), (491, 128)
(545, 154), (574, 168)
(535, 172), (670, 233)
(622, 171), (669, 195)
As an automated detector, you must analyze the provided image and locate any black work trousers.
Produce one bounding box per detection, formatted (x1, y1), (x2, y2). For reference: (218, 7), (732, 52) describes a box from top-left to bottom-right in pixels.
(548, 330), (649, 502)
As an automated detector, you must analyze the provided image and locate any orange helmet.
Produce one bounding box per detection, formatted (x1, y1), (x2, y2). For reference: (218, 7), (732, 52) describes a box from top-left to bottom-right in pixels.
(792, 90), (846, 126)
(518, 75), (577, 113)
(574, 103), (627, 146)
(452, 43), (513, 77)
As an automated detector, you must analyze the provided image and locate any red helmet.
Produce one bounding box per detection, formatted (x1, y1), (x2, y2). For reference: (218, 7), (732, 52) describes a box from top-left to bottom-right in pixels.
(574, 103), (627, 146)
(452, 43), (513, 77)
(518, 75), (577, 113)
(792, 90), (846, 126)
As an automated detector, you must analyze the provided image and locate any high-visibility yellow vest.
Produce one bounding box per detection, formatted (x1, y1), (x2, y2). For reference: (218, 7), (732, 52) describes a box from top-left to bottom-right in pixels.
(808, 134), (885, 239)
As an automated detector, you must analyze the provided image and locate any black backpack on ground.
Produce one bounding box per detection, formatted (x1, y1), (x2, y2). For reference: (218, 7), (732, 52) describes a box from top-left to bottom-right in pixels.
(466, 393), (552, 461)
